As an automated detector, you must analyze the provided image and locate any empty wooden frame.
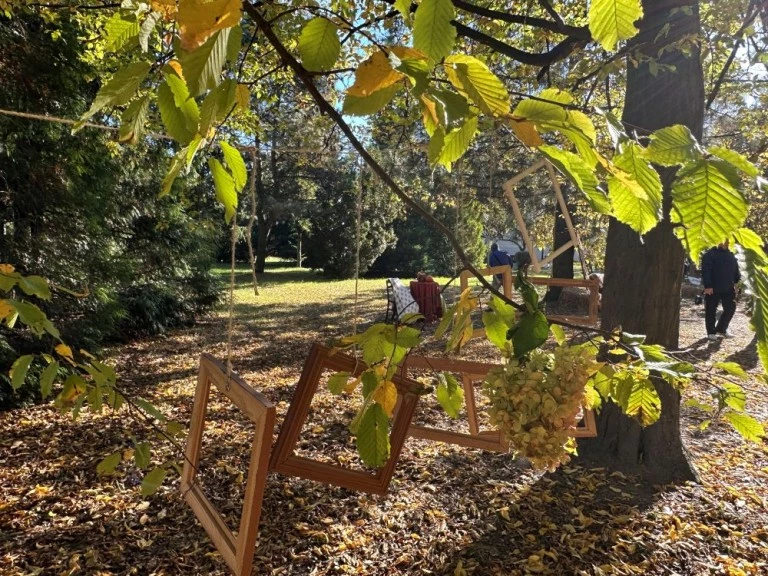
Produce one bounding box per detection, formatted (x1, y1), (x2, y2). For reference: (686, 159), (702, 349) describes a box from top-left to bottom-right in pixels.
(401, 355), (598, 448)
(401, 355), (508, 452)
(503, 159), (589, 278)
(181, 354), (276, 576)
(269, 343), (423, 496)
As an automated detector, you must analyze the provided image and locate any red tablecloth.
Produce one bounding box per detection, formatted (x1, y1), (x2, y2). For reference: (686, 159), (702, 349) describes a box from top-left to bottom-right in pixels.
(410, 281), (442, 322)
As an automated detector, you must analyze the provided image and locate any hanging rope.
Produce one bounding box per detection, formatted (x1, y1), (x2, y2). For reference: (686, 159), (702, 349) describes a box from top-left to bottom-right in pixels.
(226, 216), (238, 389)
(245, 148), (260, 296)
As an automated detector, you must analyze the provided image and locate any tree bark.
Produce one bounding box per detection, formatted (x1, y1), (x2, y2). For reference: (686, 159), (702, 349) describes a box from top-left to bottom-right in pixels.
(545, 187), (575, 302)
(577, 0), (704, 485)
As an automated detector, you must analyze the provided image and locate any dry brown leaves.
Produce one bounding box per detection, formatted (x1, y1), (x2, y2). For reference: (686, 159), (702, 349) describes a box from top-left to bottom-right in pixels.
(1, 289), (767, 575)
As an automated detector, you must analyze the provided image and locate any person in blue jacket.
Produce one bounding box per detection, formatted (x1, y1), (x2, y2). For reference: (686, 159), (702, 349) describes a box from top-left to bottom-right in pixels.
(488, 243), (512, 289)
(701, 239), (740, 340)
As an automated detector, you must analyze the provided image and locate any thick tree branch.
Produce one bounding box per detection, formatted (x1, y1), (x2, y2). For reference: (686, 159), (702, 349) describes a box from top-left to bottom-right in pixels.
(243, 1), (524, 310)
(452, 0), (587, 37)
(453, 21), (589, 67)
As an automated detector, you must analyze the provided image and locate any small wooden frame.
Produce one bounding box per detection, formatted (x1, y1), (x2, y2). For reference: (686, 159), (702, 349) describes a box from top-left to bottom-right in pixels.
(269, 343), (422, 496)
(181, 354), (275, 576)
(401, 356), (508, 452)
(572, 406), (598, 438)
(503, 159), (589, 278)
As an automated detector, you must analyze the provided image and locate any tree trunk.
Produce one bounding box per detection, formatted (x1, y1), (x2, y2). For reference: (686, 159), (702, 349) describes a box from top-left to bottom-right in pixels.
(545, 187), (575, 302)
(577, 0), (704, 485)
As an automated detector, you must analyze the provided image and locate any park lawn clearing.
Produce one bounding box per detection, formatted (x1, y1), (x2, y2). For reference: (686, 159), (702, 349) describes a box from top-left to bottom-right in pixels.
(0, 264), (767, 575)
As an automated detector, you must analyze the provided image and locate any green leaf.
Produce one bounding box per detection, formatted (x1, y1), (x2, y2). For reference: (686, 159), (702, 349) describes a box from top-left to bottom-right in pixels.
(199, 79), (237, 135)
(356, 403), (390, 468)
(430, 89), (469, 127)
(97, 451), (122, 475)
(77, 61), (151, 127)
(428, 126), (445, 166)
(444, 55), (510, 116)
(437, 115), (477, 171)
(396, 57), (429, 96)
(361, 371), (379, 398)
(328, 371), (351, 395)
(219, 141), (247, 192)
(226, 25), (243, 64)
(720, 382), (747, 411)
(140, 466), (168, 496)
(482, 312), (509, 351)
(709, 147), (759, 177)
(538, 145), (610, 214)
(157, 80), (196, 145)
(435, 372), (463, 418)
(512, 311), (549, 359)
(298, 18), (340, 72)
(134, 441), (151, 470)
(119, 94), (151, 145)
(645, 125), (701, 167)
(623, 376), (661, 426)
(394, 0), (412, 27)
(139, 11), (161, 52)
(714, 361), (748, 379)
(134, 397), (166, 422)
(343, 84), (399, 116)
(392, 325), (422, 349)
(180, 28), (230, 96)
(160, 149), (186, 197)
(10, 354), (34, 391)
(104, 13), (139, 52)
(671, 160), (748, 261)
(39, 360), (59, 400)
(209, 158), (238, 223)
(10, 300), (59, 338)
(18, 275), (51, 300)
(608, 142), (663, 235)
(725, 412), (765, 442)
(588, 0), (643, 51)
(513, 89), (596, 148)
(733, 228), (767, 264)
(743, 257), (768, 376)
(550, 324), (566, 345)
(413, 0), (456, 64)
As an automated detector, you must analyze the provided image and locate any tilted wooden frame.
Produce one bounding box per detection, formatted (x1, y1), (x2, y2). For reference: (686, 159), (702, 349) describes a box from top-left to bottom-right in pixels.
(503, 159), (589, 278)
(401, 356), (508, 452)
(181, 354), (275, 576)
(269, 343), (422, 496)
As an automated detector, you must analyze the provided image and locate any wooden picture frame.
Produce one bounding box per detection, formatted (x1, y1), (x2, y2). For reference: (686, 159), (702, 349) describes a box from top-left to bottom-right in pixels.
(269, 343), (422, 496)
(401, 356), (508, 452)
(181, 354), (276, 576)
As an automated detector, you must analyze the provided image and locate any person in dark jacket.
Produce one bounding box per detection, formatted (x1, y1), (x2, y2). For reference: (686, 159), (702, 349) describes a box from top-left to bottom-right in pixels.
(488, 243), (511, 289)
(701, 239), (740, 340)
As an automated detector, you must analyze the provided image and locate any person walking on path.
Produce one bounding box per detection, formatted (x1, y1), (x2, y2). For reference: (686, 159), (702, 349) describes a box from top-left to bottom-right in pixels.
(701, 239), (740, 341)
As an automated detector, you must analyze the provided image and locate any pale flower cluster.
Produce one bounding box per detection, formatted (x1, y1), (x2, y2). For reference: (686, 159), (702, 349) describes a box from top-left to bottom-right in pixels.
(484, 345), (598, 471)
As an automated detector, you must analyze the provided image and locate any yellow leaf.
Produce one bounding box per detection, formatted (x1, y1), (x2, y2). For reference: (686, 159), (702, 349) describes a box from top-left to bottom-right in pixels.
(166, 59), (185, 81)
(55, 343), (74, 360)
(420, 94), (439, 132)
(151, 0), (177, 19)
(235, 83), (250, 111)
(0, 264), (15, 274)
(372, 380), (398, 417)
(508, 118), (543, 147)
(344, 375), (362, 394)
(177, 0), (242, 51)
(347, 51), (405, 98)
(0, 299), (13, 319)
